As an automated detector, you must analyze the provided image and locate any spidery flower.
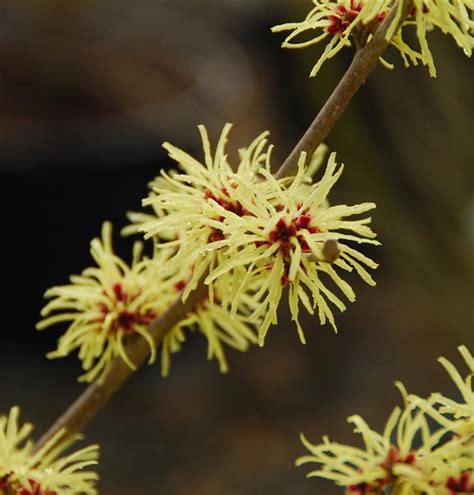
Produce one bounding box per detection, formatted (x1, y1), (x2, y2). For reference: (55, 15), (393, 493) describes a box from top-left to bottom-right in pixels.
(141, 124), (378, 345)
(390, 0), (474, 77)
(204, 151), (379, 345)
(122, 223), (259, 377)
(0, 406), (99, 495)
(122, 175), (182, 242)
(410, 345), (474, 436)
(161, 275), (258, 376)
(272, 0), (474, 77)
(37, 222), (176, 383)
(272, 0), (385, 76)
(297, 347), (474, 494)
(141, 123), (273, 301)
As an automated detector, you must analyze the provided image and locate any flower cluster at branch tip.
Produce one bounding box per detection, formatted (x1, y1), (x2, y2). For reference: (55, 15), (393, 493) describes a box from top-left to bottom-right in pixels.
(272, 0), (474, 77)
(297, 345), (474, 494)
(0, 407), (98, 495)
(141, 124), (379, 346)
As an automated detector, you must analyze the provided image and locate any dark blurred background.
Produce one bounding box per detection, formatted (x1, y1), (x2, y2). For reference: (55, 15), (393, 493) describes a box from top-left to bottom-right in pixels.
(0, 1), (473, 493)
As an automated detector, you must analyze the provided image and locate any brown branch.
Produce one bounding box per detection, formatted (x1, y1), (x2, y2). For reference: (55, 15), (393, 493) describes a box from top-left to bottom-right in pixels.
(275, 0), (414, 179)
(34, 0), (413, 451)
(34, 280), (208, 449)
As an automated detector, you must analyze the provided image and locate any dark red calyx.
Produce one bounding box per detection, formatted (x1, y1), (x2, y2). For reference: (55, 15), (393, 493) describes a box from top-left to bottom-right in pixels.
(113, 283), (127, 302)
(446, 471), (474, 494)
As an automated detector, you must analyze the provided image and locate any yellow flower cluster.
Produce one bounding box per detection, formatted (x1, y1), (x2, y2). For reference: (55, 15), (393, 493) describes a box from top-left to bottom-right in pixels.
(38, 222), (258, 382)
(163, 283), (258, 376)
(141, 123), (272, 300)
(272, 0), (474, 77)
(142, 124), (379, 345)
(413, 345), (474, 436)
(297, 345), (474, 494)
(0, 407), (98, 495)
(37, 222), (169, 383)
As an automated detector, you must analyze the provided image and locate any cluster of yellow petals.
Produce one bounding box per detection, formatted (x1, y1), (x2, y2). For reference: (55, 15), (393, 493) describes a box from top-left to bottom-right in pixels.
(37, 222), (169, 382)
(141, 124), (379, 346)
(37, 220), (258, 382)
(0, 407), (98, 495)
(272, 0), (474, 77)
(297, 346), (474, 494)
(26, 3), (474, 495)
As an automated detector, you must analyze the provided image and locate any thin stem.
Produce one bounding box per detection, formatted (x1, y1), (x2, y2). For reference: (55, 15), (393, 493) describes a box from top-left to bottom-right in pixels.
(35, 0), (413, 451)
(34, 279), (208, 450)
(275, 0), (414, 179)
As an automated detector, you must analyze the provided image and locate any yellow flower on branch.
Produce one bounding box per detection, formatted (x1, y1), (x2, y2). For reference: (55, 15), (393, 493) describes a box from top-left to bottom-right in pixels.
(390, 0), (474, 77)
(0, 407), (99, 495)
(37, 222), (176, 383)
(410, 345), (474, 436)
(204, 151), (379, 345)
(272, 0), (384, 76)
(161, 275), (259, 377)
(141, 123), (378, 346)
(432, 345), (474, 423)
(296, 347), (474, 494)
(272, 0), (474, 77)
(298, 406), (473, 494)
(141, 123), (274, 301)
(38, 218), (259, 381)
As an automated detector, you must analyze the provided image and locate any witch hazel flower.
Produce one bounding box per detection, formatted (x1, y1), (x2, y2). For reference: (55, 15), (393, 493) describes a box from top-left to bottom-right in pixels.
(141, 123), (273, 301)
(409, 345), (474, 436)
(140, 123), (377, 346)
(121, 226), (259, 378)
(41, 215), (258, 381)
(205, 151), (378, 345)
(390, 0), (474, 77)
(37, 222), (178, 383)
(297, 348), (474, 495)
(272, 0), (474, 77)
(297, 408), (424, 494)
(161, 273), (259, 377)
(297, 387), (473, 494)
(430, 345), (473, 430)
(272, 0), (384, 76)
(0, 407), (98, 495)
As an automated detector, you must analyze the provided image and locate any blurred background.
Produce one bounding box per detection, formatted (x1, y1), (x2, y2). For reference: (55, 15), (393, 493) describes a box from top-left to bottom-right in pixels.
(0, 1), (473, 493)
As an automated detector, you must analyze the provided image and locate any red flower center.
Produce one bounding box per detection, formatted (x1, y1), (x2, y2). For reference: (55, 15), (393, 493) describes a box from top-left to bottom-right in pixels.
(98, 283), (157, 334)
(446, 471), (474, 494)
(326, 0), (363, 35)
(204, 187), (249, 243)
(0, 476), (58, 495)
(267, 213), (320, 256)
(345, 447), (416, 494)
(259, 212), (321, 286)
